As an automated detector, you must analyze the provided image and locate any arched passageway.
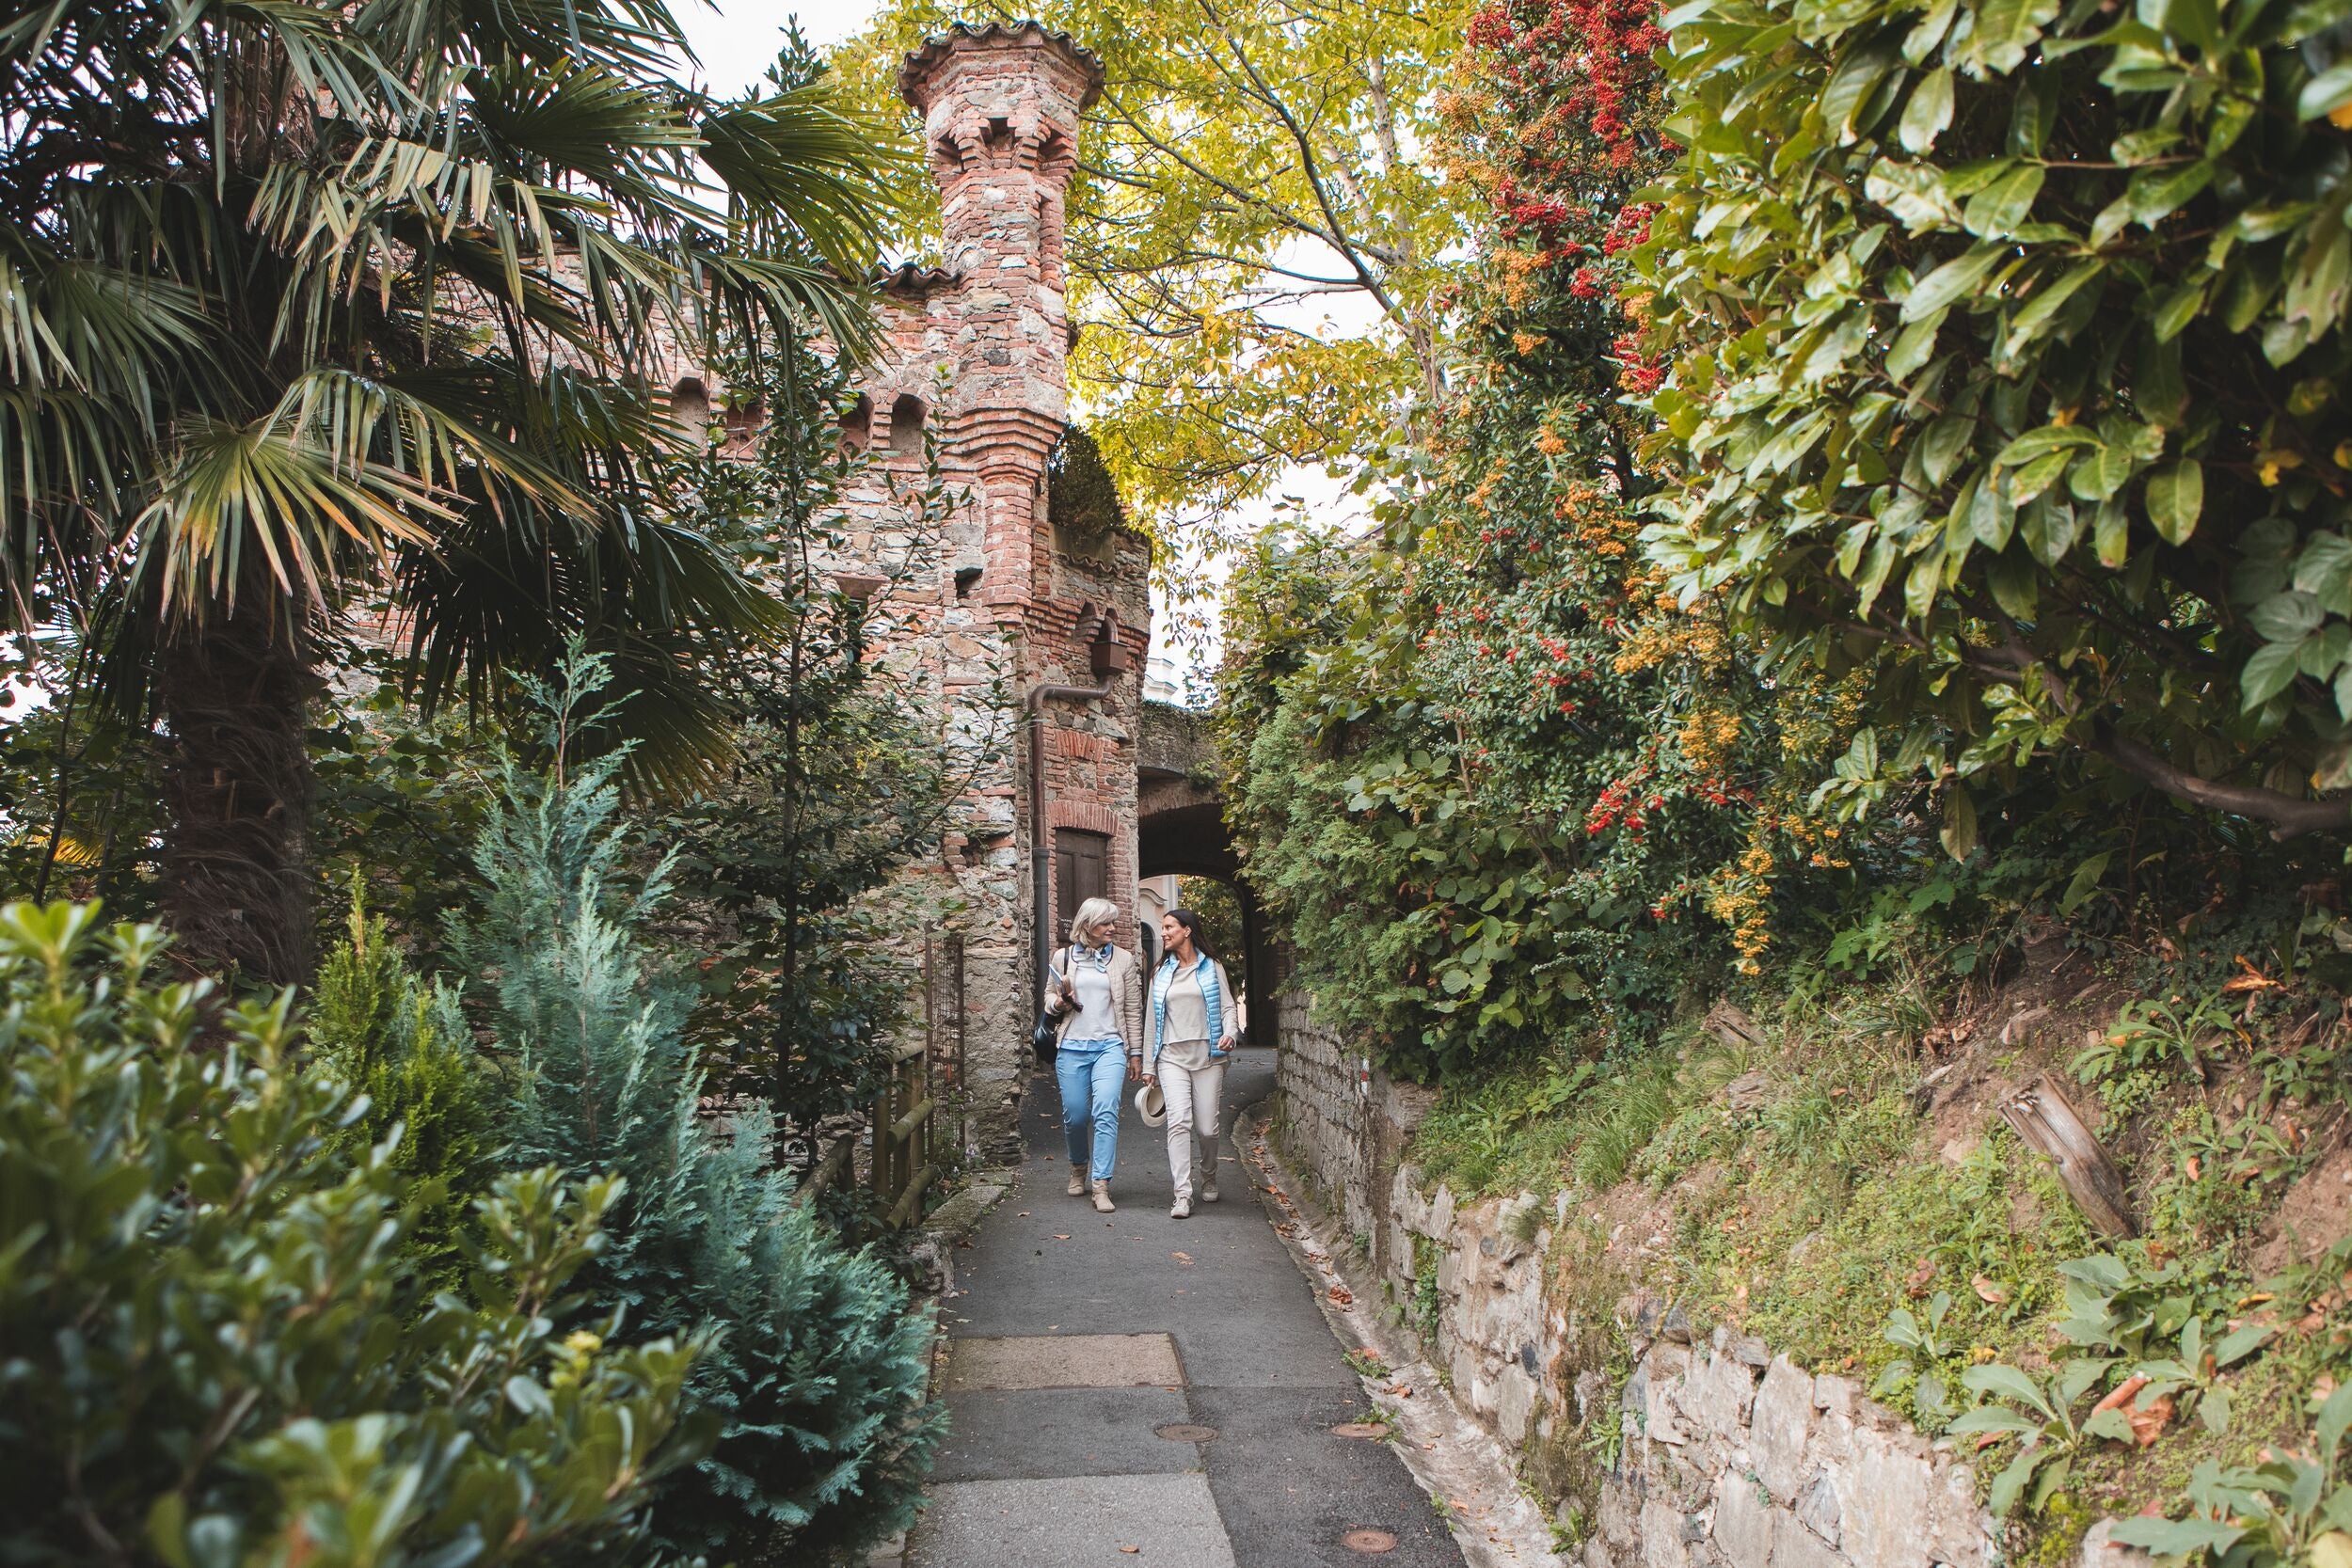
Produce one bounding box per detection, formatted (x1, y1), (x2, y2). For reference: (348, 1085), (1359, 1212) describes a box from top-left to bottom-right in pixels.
(1136, 702), (1279, 1050)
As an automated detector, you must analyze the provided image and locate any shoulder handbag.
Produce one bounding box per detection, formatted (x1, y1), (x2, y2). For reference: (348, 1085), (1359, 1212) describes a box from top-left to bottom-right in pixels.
(1031, 946), (1071, 1069)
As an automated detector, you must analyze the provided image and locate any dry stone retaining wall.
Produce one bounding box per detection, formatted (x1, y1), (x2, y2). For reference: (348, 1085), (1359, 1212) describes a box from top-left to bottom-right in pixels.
(1270, 997), (2006, 1568)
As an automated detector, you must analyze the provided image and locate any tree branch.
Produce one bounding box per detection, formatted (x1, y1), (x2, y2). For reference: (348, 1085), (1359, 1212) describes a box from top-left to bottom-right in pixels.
(2089, 725), (2352, 840)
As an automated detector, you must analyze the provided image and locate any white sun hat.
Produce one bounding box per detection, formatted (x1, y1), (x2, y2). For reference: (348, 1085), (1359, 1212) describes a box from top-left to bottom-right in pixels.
(1134, 1082), (1167, 1127)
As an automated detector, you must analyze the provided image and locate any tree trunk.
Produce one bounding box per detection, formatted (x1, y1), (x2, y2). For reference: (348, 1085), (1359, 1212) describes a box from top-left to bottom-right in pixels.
(156, 596), (318, 989)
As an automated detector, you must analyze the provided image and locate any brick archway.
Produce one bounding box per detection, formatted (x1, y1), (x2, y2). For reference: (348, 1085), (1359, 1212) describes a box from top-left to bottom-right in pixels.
(1137, 703), (1276, 1050)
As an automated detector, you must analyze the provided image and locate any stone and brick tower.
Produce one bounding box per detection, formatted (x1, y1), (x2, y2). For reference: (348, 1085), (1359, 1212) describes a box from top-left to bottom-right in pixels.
(817, 23), (1152, 1155)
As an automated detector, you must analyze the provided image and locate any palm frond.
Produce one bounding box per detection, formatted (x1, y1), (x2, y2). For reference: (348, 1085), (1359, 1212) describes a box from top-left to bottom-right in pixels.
(0, 242), (211, 402)
(135, 405), (452, 614)
(697, 81), (900, 271)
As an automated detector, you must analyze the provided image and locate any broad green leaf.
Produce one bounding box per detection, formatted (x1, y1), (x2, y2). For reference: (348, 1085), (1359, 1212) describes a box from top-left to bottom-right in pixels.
(1949, 1406), (2041, 1437)
(1963, 1361), (2056, 1417)
(1989, 545), (2041, 614)
(2127, 162), (2215, 228)
(1888, 309), (1948, 378)
(1903, 244), (2008, 321)
(2145, 460), (2202, 543)
(2058, 850), (2112, 914)
(2319, 1378), (2352, 1459)
(2211, 1322), (2274, 1368)
(1941, 783), (1978, 860)
(1971, 471), (2017, 549)
(2146, 0), (2220, 52)
(2249, 591), (2325, 643)
(1924, 416), (1976, 483)
(1963, 164), (2046, 236)
(1995, 425), (2100, 467)
(2296, 531), (2352, 609)
(1823, 44), (1903, 142)
(2004, 261), (2106, 356)
(2109, 1518), (2248, 1557)
(1988, 1446), (2043, 1516)
(2094, 499), (2130, 567)
(2083, 1406), (2135, 1442)
(2071, 441), (2136, 502)
(1901, 69), (1956, 152)
(2300, 64), (2352, 121)
(2241, 640), (2304, 708)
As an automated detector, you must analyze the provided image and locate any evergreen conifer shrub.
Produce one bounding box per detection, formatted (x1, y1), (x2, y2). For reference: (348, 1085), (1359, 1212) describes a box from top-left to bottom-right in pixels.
(448, 663), (941, 1562)
(310, 874), (501, 1295)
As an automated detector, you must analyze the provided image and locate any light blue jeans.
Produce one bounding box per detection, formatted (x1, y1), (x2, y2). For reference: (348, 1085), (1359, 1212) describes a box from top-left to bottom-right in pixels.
(1057, 1038), (1128, 1181)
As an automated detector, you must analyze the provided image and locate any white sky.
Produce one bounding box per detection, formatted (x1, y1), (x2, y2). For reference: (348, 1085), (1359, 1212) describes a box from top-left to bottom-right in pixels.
(675, 0), (882, 93)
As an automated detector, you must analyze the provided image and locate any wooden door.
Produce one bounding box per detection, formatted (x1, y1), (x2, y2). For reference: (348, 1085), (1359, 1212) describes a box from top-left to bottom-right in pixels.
(1055, 829), (1109, 939)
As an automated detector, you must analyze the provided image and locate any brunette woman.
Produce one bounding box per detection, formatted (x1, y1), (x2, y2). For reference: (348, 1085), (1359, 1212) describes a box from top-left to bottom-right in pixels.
(1144, 909), (1239, 1219)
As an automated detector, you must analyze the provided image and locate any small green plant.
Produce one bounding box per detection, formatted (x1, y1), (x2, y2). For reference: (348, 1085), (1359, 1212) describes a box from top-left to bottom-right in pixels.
(2051, 1250), (2272, 1433)
(1345, 1348), (1391, 1380)
(2110, 1382), (2352, 1568)
(1413, 1235), (1446, 1345)
(1872, 1291), (1957, 1429)
(310, 874), (499, 1296)
(2097, 1067), (2169, 1122)
(1949, 1356), (2121, 1516)
(2073, 994), (2239, 1086)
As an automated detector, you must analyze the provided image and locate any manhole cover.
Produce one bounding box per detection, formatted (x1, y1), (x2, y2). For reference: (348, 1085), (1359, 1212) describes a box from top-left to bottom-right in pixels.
(1330, 1421), (1387, 1439)
(1343, 1528), (1399, 1554)
(1154, 1423), (1218, 1442)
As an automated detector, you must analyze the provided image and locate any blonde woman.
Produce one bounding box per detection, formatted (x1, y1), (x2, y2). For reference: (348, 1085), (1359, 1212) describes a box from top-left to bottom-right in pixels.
(1041, 896), (1145, 1213)
(1145, 909), (1240, 1219)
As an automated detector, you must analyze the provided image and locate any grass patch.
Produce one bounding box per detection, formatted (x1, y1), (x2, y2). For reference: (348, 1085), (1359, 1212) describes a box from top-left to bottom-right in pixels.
(1396, 952), (2352, 1559)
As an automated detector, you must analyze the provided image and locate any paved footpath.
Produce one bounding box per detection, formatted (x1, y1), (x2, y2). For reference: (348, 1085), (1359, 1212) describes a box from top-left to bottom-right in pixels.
(910, 1046), (1469, 1568)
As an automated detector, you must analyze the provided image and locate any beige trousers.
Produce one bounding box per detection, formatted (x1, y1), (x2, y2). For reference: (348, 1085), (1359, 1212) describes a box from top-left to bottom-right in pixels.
(1160, 1056), (1227, 1201)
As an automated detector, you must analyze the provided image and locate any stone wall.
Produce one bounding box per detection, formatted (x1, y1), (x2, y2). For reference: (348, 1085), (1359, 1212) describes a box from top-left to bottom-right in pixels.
(1270, 999), (2000, 1568)
(1273, 991), (1434, 1248)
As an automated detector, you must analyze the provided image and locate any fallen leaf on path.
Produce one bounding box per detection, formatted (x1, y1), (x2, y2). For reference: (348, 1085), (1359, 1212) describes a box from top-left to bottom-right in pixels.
(1120, 1547), (1139, 1555)
(1053, 1233), (1072, 1241)
(1328, 1286), (1355, 1307)
(1903, 1258), (1936, 1297)
(1972, 1275), (2009, 1305)
(1016, 1212), (1028, 1217)
(1172, 1251), (1194, 1265)
(2128, 1395), (2173, 1446)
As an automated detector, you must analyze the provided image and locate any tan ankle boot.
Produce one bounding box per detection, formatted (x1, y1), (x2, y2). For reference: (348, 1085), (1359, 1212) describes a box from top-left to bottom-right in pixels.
(1091, 1180), (1116, 1213)
(1067, 1164), (1086, 1197)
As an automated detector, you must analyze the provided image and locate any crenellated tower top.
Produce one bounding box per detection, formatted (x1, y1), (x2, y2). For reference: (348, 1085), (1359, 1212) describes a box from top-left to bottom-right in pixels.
(896, 20), (1104, 617)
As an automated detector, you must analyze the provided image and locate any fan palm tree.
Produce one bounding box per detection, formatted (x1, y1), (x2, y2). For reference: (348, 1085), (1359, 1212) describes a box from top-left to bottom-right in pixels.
(0, 0), (896, 984)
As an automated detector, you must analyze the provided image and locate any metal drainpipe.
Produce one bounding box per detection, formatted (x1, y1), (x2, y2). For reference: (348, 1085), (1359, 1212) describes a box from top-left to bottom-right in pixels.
(1025, 678), (1114, 1004)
